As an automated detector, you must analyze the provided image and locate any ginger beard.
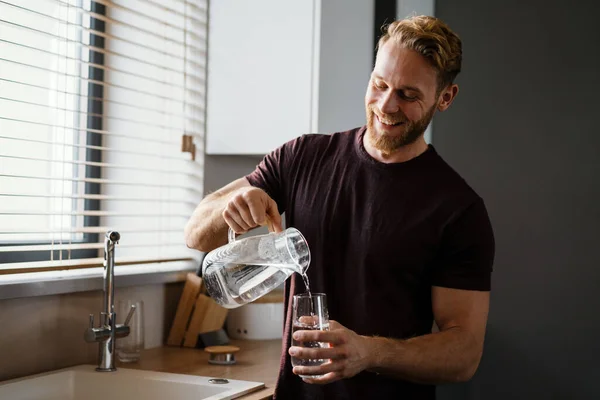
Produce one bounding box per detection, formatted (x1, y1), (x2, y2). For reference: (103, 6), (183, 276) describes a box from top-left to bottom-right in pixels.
(365, 103), (436, 155)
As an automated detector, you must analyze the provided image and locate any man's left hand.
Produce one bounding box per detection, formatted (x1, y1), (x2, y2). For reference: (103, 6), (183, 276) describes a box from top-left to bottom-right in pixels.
(288, 320), (372, 384)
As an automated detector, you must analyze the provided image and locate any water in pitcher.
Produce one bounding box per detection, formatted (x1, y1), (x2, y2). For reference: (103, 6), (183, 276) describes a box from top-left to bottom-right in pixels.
(203, 261), (298, 308)
(202, 227), (311, 309)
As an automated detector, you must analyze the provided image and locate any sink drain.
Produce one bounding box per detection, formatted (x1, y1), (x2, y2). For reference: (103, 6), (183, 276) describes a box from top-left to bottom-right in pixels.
(208, 378), (229, 384)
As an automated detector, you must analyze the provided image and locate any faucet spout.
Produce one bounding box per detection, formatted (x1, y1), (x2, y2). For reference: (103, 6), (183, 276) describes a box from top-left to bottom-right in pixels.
(98, 231), (120, 371)
(102, 231), (120, 321)
(84, 231), (133, 372)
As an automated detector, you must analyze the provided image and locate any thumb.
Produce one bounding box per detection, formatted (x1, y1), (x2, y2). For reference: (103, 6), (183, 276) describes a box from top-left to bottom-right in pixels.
(266, 199), (283, 233)
(328, 320), (344, 330)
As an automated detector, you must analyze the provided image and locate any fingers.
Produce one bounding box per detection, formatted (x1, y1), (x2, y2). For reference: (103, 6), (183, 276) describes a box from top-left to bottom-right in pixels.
(293, 363), (343, 385)
(300, 372), (340, 385)
(222, 208), (248, 234)
(292, 329), (345, 346)
(246, 193), (269, 229)
(225, 188), (282, 234)
(266, 198), (283, 232)
(231, 195), (255, 228)
(291, 321), (366, 385)
(289, 346), (342, 361)
(328, 320), (343, 330)
(223, 199), (252, 233)
(224, 190), (264, 233)
(246, 192), (282, 232)
(294, 361), (340, 376)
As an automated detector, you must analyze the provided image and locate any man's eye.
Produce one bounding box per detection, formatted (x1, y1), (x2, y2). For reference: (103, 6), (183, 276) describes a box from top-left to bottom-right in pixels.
(374, 81), (387, 89)
(401, 93), (417, 101)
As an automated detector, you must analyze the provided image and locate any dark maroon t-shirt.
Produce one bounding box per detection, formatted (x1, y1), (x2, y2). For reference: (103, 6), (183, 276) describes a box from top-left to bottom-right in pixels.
(246, 126), (495, 400)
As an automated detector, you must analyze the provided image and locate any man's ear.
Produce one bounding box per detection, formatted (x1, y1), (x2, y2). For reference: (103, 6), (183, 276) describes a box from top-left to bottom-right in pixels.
(437, 84), (459, 112)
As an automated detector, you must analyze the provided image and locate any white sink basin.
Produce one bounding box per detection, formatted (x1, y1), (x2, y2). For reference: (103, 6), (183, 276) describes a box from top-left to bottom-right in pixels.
(0, 365), (264, 400)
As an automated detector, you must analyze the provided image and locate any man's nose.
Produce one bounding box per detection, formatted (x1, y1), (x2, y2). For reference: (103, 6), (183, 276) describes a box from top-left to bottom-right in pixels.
(378, 91), (400, 114)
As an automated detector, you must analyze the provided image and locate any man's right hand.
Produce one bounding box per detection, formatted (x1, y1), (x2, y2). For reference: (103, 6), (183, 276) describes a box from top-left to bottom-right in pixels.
(185, 178), (283, 252)
(223, 186), (283, 234)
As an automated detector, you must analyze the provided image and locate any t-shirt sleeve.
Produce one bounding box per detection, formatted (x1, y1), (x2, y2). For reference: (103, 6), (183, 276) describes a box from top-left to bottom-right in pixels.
(431, 197), (495, 291)
(245, 136), (303, 215)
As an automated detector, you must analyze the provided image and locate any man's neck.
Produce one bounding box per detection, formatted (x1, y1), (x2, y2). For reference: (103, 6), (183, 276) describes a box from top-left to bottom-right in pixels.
(363, 134), (429, 164)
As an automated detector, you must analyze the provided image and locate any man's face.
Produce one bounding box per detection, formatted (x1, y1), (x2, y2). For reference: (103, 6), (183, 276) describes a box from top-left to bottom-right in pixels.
(365, 41), (442, 154)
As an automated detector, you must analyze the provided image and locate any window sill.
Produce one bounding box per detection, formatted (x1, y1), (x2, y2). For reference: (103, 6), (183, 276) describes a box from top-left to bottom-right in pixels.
(0, 260), (201, 300)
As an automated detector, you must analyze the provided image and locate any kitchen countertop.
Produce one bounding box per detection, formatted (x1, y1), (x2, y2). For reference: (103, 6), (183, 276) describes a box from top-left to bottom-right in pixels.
(117, 339), (282, 400)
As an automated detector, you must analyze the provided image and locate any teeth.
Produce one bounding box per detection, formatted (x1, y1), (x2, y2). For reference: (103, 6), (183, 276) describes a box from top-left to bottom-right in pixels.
(378, 116), (399, 126)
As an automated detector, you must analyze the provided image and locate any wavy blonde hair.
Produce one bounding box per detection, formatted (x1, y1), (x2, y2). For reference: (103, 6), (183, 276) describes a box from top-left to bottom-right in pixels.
(378, 16), (462, 92)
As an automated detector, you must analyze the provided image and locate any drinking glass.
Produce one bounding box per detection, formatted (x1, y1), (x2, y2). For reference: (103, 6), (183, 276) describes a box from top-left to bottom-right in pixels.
(290, 293), (329, 379)
(116, 299), (144, 362)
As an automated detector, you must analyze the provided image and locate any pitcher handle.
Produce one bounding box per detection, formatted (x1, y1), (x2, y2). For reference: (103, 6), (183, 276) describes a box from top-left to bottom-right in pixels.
(227, 228), (237, 244)
(227, 216), (275, 244)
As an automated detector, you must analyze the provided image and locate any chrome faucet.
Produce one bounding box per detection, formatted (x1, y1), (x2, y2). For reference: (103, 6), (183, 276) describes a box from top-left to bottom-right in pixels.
(84, 231), (136, 371)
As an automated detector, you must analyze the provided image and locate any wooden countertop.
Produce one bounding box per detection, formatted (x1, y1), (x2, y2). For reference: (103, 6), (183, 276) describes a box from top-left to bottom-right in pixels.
(118, 339), (282, 400)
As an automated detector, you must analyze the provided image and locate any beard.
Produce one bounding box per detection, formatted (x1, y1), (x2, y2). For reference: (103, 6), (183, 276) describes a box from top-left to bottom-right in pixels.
(366, 103), (436, 154)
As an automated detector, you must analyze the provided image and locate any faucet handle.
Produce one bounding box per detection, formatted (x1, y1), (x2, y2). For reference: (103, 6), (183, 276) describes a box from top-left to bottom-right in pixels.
(89, 313), (95, 328)
(124, 304), (136, 326)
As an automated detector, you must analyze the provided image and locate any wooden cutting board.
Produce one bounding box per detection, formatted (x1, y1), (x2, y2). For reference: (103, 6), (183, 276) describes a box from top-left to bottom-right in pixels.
(183, 292), (229, 348)
(166, 273), (203, 346)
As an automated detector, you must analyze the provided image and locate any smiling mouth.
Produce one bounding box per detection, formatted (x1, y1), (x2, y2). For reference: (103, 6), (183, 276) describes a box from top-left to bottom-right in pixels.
(376, 114), (404, 127)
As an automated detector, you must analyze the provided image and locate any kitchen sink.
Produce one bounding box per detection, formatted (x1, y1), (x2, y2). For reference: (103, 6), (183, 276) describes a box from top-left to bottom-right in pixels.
(0, 365), (264, 400)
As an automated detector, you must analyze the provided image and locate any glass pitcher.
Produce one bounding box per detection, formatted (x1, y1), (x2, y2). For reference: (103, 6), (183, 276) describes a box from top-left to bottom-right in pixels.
(202, 227), (311, 309)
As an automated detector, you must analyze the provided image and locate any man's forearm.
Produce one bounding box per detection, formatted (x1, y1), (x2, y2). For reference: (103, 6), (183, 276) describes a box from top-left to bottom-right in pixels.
(365, 327), (482, 384)
(184, 194), (230, 252)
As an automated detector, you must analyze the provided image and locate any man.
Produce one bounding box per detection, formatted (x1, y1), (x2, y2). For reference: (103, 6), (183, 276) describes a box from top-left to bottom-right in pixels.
(185, 15), (495, 399)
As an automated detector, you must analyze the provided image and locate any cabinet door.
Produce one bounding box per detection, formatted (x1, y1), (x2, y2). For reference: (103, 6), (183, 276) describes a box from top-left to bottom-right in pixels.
(206, 0), (316, 155)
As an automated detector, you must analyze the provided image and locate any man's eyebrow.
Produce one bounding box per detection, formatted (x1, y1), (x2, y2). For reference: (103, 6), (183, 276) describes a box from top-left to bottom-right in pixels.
(371, 74), (423, 95)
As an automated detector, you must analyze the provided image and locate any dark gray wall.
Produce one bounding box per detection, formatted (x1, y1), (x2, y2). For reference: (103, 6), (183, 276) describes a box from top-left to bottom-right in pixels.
(203, 155), (262, 194)
(435, 0), (600, 398)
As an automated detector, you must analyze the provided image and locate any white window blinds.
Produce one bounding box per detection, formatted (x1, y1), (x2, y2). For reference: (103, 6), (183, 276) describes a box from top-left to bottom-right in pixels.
(0, 0), (206, 274)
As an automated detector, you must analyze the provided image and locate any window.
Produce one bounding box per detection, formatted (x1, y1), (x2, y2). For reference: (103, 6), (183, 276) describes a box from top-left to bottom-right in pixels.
(0, 0), (206, 274)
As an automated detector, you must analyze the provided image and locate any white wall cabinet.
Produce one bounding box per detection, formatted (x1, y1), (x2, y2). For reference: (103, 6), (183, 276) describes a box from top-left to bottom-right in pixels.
(206, 0), (374, 155)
